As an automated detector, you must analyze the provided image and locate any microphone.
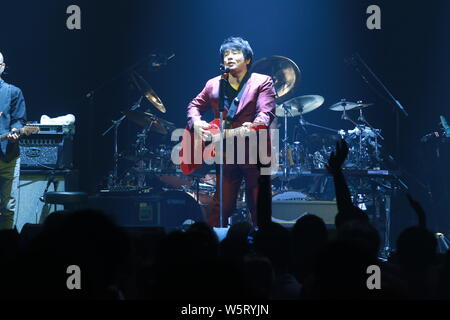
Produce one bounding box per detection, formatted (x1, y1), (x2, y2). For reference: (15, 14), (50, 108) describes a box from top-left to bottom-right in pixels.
(220, 64), (231, 73)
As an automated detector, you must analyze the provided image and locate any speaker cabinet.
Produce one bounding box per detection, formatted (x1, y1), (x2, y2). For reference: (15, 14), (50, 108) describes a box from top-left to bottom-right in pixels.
(14, 170), (78, 232)
(272, 200), (338, 226)
(88, 190), (204, 228)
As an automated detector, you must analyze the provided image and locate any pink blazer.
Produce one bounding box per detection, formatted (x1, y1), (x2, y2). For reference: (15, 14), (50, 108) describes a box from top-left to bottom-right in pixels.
(187, 72), (276, 129)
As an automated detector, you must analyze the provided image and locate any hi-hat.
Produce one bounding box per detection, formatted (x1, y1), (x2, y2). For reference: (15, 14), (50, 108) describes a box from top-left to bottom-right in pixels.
(124, 110), (175, 135)
(275, 95), (324, 117)
(329, 100), (373, 111)
(131, 71), (167, 113)
(250, 56), (301, 101)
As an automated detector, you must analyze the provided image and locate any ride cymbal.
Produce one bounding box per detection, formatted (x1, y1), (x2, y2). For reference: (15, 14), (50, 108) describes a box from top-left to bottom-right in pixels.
(124, 110), (175, 135)
(275, 95), (324, 117)
(329, 101), (373, 111)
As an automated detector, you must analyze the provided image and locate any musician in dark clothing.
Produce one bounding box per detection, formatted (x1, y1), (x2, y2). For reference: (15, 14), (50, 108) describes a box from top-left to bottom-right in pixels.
(0, 52), (27, 229)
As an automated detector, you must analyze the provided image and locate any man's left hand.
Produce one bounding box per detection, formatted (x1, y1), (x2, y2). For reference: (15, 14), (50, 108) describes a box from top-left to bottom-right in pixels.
(7, 128), (20, 142)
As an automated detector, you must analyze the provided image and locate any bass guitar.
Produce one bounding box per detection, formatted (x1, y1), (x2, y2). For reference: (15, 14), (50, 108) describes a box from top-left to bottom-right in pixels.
(0, 125), (40, 141)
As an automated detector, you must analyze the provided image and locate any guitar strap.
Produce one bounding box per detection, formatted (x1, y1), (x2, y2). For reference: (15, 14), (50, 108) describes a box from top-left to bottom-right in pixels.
(224, 73), (250, 128)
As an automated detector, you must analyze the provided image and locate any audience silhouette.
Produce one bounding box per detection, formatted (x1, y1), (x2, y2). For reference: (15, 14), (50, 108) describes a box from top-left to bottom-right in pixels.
(0, 139), (447, 300)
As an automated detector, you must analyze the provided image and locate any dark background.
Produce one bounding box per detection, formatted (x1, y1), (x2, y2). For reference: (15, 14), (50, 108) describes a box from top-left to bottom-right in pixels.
(1, 0), (449, 234)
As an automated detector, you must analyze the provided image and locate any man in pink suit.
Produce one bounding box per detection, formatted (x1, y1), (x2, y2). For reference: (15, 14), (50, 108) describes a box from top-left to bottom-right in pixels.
(186, 37), (276, 227)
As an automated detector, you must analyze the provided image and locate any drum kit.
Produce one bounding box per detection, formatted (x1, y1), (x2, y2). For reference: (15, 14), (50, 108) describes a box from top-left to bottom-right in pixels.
(100, 55), (391, 225)
(101, 81), (217, 222)
(250, 57), (386, 198)
(275, 98), (384, 173)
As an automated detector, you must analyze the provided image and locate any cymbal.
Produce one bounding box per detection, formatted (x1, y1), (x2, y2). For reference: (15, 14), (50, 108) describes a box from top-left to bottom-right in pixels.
(131, 72), (167, 113)
(144, 89), (166, 113)
(250, 56), (301, 101)
(124, 110), (175, 135)
(144, 112), (176, 130)
(329, 101), (373, 111)
(275, 95), (324, 117)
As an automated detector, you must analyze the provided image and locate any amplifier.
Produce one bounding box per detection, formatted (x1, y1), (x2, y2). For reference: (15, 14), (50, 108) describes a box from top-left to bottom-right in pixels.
(88, 190), (204, 228)
(19, 124), (75, 169)
(14, 170), (79, 232)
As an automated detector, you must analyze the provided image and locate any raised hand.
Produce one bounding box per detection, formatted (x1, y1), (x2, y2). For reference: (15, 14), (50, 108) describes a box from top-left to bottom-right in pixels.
(406, 193), (427, 228)
(325, 139), (349, 175)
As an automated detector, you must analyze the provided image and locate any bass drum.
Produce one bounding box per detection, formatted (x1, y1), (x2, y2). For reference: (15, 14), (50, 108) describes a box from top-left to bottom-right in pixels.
(272, 190), (311, 201)
(159, 190), (204, 228)
(271, 190), (312, 225)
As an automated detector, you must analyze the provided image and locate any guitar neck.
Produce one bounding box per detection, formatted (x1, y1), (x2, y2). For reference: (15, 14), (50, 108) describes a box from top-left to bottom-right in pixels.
(0, 126), (40, 142)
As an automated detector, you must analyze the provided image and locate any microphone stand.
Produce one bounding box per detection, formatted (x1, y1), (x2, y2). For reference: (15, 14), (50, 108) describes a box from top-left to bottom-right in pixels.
(354, 53), (408, 117)
(339, 102), (359, 128)
(85, 53), (175, 99)
(349, 53), (408, 158)
(218, 71), (228, 228)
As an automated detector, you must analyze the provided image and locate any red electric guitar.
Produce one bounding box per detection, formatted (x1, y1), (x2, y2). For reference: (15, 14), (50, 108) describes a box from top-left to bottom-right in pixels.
(179, 119), (267, 175)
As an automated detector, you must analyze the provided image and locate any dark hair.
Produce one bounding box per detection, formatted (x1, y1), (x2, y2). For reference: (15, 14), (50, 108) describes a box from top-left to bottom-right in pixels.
(219, 37), (254, 68)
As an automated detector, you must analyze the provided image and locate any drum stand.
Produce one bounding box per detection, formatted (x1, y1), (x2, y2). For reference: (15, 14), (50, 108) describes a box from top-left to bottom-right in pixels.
(340, 104), (365, 167)
(192, 176), (201, 205)
(102, 97), (143, 188)
(380, 193), (392, 260)
(280, 103), (293, 190)
(296, 114), (342, 170)
(298, 113), (342, 135)
(356, 107), (384, 161)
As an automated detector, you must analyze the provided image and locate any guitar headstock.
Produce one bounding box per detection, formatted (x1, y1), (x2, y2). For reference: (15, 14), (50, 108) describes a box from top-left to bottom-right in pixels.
(21, 125), (40, 136)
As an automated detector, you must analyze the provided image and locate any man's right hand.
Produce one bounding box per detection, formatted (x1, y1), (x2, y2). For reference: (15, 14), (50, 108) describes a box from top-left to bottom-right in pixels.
(193, 120), (211, 141)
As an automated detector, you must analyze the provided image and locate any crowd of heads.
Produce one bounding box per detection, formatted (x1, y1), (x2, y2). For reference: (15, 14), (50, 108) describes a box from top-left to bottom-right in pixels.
(0, 203), (447, 300)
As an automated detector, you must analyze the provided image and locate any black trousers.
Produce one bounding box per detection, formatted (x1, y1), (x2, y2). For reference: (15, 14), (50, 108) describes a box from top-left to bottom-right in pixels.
(208, 164), (260, 227)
